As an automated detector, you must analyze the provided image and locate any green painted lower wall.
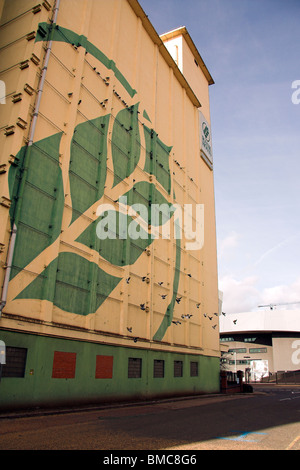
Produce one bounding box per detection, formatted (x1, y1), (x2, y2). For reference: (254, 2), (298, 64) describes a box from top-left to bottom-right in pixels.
(0, 330), (220, 411)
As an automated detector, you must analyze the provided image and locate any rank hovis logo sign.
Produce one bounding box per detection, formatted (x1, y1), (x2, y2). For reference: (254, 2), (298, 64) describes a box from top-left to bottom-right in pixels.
(199, 111), (213, 165)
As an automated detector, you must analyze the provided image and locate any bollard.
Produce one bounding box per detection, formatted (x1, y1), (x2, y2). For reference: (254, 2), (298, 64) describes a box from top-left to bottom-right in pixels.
(220, 371), (227, 393)
(237, 370), (244, 392)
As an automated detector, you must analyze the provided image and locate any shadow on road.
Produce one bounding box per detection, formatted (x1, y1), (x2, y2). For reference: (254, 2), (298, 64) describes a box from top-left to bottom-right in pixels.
(0, 384), (299, 450)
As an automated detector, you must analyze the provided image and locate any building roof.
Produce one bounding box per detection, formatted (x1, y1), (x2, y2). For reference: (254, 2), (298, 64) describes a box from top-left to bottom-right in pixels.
(219, 309), (300, 335)
(128, 0), (205, 108)
(160, 26), (214, 86)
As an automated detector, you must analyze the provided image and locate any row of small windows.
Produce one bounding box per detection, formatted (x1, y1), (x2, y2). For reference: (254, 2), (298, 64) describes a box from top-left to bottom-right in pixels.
(222, 337), (258, 343)
(227, 348), (268, 354)
(129, 358), (198, 379)
(0, 347), (200, 379)
(221, 358), (251, 365)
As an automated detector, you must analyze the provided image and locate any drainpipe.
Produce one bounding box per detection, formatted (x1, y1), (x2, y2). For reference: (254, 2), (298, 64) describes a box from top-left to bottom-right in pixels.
(0, 0), (61, 318)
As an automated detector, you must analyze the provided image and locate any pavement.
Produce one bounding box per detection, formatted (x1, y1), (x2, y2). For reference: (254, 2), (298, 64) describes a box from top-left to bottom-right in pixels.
(0, 385), (263, 420)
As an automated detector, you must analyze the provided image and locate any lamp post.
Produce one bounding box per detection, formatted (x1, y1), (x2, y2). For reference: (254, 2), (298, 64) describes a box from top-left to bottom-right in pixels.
(231, 351), (237, 376)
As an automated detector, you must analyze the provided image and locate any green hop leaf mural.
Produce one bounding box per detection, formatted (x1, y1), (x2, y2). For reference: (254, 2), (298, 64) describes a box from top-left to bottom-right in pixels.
(7, 23), (182, 341)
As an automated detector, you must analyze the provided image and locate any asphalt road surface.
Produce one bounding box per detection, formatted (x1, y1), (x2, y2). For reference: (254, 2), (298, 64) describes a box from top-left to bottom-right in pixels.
(0, 385), (300, 452)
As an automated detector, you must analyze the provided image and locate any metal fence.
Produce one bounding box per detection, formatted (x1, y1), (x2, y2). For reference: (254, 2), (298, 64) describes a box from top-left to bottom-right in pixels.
(260, 370), (300, 384)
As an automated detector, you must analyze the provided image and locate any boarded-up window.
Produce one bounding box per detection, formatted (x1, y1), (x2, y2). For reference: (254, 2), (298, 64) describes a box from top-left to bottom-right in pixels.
(153, 359), (164, 378)
(1, 346), (27, 378)
(128, 357), (142, 378)
(95, 355), (113, 379)
(190, 361), (198, 377)
(52, 351), (76, 378)
(174, 360), (183, 377)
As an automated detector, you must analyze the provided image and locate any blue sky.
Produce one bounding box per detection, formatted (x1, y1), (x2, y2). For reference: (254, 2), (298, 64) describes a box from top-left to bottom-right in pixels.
(139, 0), (300, 313)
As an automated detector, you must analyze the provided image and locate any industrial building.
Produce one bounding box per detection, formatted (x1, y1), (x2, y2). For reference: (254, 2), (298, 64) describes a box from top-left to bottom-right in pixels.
(0, 0), (219, 410)
(220, 309), (300, 382)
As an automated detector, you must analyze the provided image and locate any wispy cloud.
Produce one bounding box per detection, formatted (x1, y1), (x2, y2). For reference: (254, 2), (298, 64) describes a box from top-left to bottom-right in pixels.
(219, 274), (300, 314)
(219, 275), (259, 314)
(218, 231), (240, 258)
(252, 233), (300, 268)
(260, 277), (300, 309)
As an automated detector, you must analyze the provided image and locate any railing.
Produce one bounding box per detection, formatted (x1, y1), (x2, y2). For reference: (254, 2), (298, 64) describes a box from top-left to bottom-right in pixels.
(260, 370), (300, 384)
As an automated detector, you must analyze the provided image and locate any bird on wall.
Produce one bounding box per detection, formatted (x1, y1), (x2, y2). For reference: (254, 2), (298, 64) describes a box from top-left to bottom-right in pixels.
(176, 296), (182, 304)
(196, 303), (201, 308)
(133, 337), (138, 343)
(222, 311), (226, 316)
(140, 303), (146, 311)
(233, 319), (237, 324)
(208, 315), (213, 321)
(127, 327), (132, 333)
(126, 277), (130, 284)
(158, 281), (164, 286)
(172, 320), (181, 325)
(187, 273), (192, 278)
(160, 294), (167, 299)
(212, 324), (217, 329)
(214, 312), (218, 316)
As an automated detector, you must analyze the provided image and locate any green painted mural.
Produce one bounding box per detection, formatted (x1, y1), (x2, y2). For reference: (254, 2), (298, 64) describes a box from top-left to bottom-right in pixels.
(35, 22), (137, 98)
(7, 23), (182, 341)
(8, 132), (64, 278)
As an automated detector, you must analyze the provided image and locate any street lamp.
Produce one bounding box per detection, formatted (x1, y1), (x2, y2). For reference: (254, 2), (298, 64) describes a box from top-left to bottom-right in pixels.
(231, 351), (237, 374)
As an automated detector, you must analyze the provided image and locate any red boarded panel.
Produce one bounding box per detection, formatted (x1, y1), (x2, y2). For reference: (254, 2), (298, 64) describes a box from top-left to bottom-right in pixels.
(95, 355), (113, 379)
(52, 351), (77, 378)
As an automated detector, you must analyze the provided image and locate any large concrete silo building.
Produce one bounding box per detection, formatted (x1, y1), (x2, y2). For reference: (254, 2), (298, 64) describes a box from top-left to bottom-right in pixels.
(0, 0), (219, 410)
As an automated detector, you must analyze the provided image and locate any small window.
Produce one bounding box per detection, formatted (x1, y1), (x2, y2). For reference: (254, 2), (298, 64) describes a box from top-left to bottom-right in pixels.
(128, 357), (142, 378)
(190, 361), (198, 377)
(230, 359), (250, 365)
(153, 359), (164, 378)
(1, 346), (27, 378)
(228, 348), (247, 354)
(174, 360), (183, 377)
(249, 348), (267, 354)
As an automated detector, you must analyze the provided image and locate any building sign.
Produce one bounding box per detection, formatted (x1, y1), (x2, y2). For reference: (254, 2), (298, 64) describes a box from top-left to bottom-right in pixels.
(199, 111), (213, 168)
(0, 340), (5, 364)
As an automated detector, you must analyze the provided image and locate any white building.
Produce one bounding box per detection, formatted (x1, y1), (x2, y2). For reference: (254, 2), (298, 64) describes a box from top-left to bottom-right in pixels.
(219, 309), (300, 382)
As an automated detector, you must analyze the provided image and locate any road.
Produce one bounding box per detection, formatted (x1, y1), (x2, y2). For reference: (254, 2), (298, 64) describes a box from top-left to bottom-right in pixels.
(0, 385), (300, 452)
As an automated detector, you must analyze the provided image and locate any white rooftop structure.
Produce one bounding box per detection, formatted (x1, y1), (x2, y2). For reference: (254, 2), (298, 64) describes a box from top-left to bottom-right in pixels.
(220, 309), (300, 334)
